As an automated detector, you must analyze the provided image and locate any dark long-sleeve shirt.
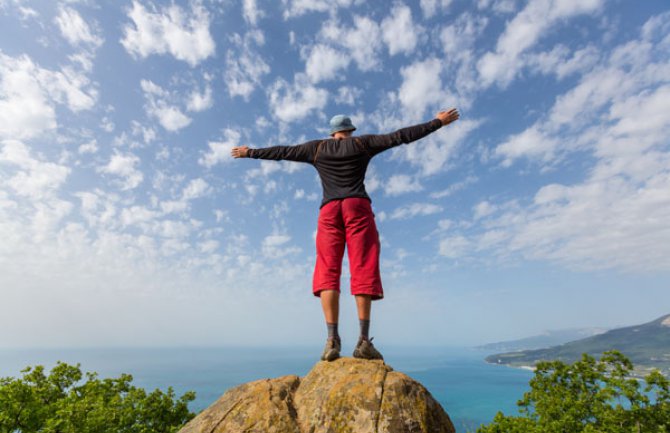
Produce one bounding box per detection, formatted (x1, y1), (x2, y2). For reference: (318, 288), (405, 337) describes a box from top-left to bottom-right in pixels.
(248, 118), (443, 207)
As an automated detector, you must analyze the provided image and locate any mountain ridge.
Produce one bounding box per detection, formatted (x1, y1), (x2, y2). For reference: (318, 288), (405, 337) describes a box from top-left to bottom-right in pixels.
(477, 327), (608, 352)
(486, 314), (670, 377)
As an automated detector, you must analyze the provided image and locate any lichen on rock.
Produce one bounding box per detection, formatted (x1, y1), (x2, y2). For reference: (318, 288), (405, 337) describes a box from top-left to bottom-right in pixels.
(178, 357), (455, 433)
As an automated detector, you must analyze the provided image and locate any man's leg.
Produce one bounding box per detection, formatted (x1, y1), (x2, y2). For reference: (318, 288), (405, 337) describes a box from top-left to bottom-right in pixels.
(355, 294), (371, 340)
(320, 290), (341, 361)
(342, 198), (384, 360)
(313, 200), (345, 361)
(352, 293), (382, 360)
(321, 289), (340, 338)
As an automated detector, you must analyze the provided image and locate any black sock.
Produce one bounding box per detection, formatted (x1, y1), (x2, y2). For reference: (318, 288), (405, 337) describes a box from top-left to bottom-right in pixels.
(327, 322), (339, 340)
(359, 319), (370, 340)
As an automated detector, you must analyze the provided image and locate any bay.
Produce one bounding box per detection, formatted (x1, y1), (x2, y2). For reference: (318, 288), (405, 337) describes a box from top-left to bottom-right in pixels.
(0, 346), (533, 432)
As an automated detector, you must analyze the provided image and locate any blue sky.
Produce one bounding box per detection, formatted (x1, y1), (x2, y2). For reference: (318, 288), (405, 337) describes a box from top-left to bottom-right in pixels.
(1, 0), (668, 348)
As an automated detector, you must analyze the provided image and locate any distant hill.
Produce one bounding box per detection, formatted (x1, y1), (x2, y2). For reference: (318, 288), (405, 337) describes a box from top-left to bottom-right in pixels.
(477, 328), (607, 353)
(486, 314), (670, 377)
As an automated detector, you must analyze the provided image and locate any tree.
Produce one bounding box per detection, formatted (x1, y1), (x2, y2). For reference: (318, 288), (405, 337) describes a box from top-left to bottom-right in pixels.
(0, 362), (195, 433)
(478, 351), (670, 433)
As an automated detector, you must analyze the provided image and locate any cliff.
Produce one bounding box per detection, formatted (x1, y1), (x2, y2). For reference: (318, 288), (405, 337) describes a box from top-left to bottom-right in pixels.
(178, 357), (455, 433)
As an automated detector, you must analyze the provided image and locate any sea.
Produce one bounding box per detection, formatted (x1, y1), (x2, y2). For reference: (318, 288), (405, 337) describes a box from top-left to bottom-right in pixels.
(0, 346), (533, 432)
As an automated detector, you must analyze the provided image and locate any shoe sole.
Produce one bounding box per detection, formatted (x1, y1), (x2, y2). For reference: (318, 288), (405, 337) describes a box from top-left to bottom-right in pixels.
(323, 350), (340, 362)
(353, 349), (383, 361)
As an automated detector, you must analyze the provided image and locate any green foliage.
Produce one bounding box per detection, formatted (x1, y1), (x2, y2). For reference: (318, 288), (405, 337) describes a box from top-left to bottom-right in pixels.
(0, 362), (195, 433)
(478, 351), (670, 433)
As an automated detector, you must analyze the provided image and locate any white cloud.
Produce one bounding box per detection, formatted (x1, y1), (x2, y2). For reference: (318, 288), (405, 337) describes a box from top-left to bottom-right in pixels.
(186, 85), (213, 112)
(439, 235), (471, 258)
(101, 117), (115, 132)
(199, 128), (241, 167)
(473, 200), (497, 219)
(282, 0), (356, 19)
(261, 233), (300, 258)
(264, 179), (278, 194)
(75, 190), (118, 228)
(152, 105), (191, 131)
(121, 205), (159, 226)
(182, 178), (210, 200)
(242, 0), (262, 26)
(0, 52), (97, 140)
(365, 166), (381, 193)
(438, 13), (488, 107)
(475, 14), (670, 271)
(494, 13), (669, 168)
(293, 188), (318, 201)
(54, 6), (103, 48)
(42, 65), (98, 112)
(1, 140), (70, 199)
(477, 0), (605, 87)
(478, 163), (670, 271)
(335, 85), (362, 106)
(495, 126), (558, 167)
(303, 44), (350, 83)
(78, 140), (98, 154)
(441, 13), (488, 57)
(420, 0), (453, 18)
(381, 4), (420, 56)
(390, 202), (442, 220)
(398, 58), (444, 119)
(140, 79), (191, 132)
(268, 74), (328, 123)
(384, 174), (422, 196)
(131, 121), (157, 144)
(98, 152), (143, 190)
(199, 239), (219, 254)
(225, 31), (270, 100)
(430, 176), (477, 199)
(0, 54), (56, 140)
(477, 0), (519, 14)
(121, 0), (215, 67)
(527, 44), (600, 80)
(321, 15), (382, 71)
(398, 119), (481, 176)
(160, 200), (188, 214)
(2, 3), (40, 21)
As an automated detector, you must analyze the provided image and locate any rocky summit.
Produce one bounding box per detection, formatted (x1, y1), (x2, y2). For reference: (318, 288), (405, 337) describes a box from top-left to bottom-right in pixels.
(178, 357), (455, 433)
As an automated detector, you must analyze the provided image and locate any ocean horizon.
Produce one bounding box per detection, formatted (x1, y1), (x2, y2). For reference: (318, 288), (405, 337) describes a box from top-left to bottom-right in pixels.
(0, 345), (533, 432)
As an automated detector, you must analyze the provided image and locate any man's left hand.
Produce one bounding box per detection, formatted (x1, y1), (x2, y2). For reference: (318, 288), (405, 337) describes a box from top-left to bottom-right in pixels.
(436, 108), (459, 126)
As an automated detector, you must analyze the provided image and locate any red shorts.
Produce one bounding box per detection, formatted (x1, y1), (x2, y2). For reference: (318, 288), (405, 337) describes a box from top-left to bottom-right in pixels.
(312, 197), (383, 300)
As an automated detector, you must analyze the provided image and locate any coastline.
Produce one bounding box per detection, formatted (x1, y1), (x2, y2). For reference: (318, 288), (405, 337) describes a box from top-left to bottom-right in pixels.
(484, 358), (536, 373)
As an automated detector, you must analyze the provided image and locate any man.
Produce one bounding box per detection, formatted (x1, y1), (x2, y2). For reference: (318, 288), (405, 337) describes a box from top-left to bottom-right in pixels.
(231, 108), (460, 362)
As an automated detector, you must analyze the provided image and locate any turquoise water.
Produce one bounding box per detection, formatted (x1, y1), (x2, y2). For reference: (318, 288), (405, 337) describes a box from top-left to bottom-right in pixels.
(0, 346), (532, 432)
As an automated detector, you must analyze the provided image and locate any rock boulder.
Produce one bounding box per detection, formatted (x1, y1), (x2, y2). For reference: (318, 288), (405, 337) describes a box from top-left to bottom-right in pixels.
(178, 357), (455, 433)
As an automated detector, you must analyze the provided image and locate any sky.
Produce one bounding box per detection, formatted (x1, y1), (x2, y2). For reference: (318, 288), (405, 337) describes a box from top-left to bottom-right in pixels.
(0, 0), (669, 348)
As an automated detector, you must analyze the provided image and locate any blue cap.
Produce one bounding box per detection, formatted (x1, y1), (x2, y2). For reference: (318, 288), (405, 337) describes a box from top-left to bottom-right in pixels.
(329, 114), (356, 136)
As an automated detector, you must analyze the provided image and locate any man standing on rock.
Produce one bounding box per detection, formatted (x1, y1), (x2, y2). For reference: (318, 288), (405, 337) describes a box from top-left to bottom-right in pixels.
(231, 108), (460, 361)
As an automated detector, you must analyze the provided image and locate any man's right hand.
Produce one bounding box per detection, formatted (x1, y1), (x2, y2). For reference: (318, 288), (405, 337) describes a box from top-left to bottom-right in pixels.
(231, 146), (250, 158)
(436, 108), (459, 126)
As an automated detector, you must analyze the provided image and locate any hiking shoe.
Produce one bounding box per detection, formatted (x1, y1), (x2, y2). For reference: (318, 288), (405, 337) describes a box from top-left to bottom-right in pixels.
(321, 337), (341, 362)
(353, 337), (383, 360)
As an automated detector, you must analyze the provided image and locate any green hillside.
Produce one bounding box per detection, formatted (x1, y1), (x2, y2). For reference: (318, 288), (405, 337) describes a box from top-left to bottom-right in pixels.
(477, 327), (607, 352)
(486, 314), (670, 377)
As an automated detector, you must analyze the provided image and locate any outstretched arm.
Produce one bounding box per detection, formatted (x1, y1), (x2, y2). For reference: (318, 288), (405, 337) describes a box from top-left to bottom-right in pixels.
(364, 108), (460, 156)
(231, 141), (318, 162)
